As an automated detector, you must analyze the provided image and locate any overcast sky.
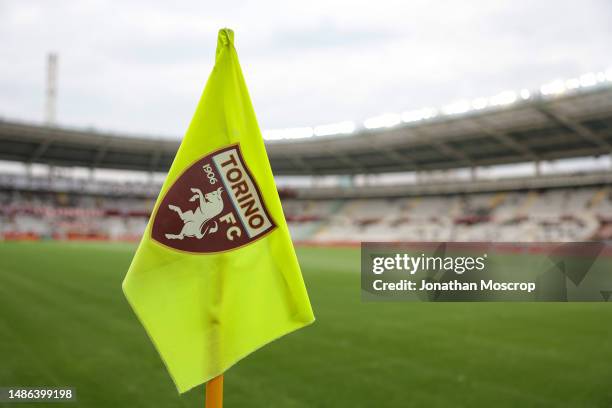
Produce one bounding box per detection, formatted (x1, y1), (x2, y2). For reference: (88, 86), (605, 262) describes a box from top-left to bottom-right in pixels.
(1, 0), (611, 138)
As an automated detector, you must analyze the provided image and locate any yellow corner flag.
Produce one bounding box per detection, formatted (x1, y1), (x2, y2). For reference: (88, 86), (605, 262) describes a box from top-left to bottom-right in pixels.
(122, 28), (315, 393)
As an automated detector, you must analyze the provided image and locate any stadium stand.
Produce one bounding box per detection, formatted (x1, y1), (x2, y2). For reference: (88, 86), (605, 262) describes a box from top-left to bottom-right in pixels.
(0, 174), (611, 243)
(1, 78), (611, 244)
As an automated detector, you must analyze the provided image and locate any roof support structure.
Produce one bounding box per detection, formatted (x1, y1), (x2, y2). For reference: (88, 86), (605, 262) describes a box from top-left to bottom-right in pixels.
(29, 140), (52, 162)
(92, 146), (109, 168)
(431, 141), (473, 166)
(471, 119), (538, 161)
(536, 104), (611, 150)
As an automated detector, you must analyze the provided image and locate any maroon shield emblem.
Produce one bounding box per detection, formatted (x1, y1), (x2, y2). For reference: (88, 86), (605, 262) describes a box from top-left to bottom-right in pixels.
(151, 144), (276, 253)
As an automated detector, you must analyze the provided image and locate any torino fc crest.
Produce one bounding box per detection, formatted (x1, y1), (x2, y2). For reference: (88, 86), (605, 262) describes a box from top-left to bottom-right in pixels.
(151, 144), (276, 253)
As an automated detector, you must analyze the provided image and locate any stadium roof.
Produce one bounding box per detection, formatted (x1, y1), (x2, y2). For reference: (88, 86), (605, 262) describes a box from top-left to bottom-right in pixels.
(1, 84), (612, 176)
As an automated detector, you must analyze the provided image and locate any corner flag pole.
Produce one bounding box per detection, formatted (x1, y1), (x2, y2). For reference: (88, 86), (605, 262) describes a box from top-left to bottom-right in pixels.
(205, 375), (224, 408)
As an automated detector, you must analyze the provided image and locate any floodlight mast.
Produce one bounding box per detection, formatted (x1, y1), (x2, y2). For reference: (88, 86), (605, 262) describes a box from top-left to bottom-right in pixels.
(45, 53), (58, 125)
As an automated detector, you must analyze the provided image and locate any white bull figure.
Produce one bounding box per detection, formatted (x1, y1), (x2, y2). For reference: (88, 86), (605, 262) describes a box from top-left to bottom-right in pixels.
(165, 187), (224, 240)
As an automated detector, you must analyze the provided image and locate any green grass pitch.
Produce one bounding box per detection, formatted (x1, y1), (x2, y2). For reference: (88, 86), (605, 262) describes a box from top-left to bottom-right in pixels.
(1, 242), (611, 407)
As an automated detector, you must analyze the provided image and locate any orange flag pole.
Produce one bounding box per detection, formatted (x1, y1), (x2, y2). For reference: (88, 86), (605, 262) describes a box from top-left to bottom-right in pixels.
(205, 375), (224, 408)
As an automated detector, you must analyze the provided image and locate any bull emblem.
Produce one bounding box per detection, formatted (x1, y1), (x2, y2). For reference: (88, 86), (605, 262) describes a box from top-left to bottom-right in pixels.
(164, 187), (224, 240)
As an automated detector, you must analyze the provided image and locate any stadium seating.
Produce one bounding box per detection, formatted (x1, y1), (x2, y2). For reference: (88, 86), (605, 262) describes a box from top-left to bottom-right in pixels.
(0, 178), (610, 243)
(286, 187), (610, 243)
